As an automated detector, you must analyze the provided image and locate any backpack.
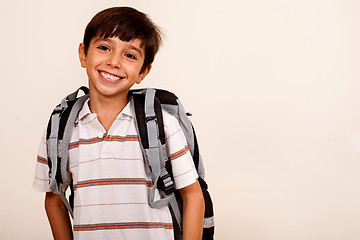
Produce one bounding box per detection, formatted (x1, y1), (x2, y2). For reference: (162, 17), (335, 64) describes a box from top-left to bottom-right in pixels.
(45, 86), (214, 240)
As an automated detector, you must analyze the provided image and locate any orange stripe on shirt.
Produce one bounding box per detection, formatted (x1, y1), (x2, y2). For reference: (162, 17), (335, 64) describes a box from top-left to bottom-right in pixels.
(169, 145), (189, 161)
(74, 222), (173, 231)
(69, 135), (138, 149)
(37, 155), (48, 165)
(74, 178), (153, 189)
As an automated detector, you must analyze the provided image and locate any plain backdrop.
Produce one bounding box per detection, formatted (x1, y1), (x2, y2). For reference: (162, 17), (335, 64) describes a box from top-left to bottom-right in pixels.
(1, 0), (360, 239)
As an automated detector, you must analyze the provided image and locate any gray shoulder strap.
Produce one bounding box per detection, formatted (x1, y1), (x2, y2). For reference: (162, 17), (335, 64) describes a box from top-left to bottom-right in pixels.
(177, 100), (205, 178)
(144, 88), (174, 208)
(48, 108), (61, 194)
(60, 94), (89, 184)
(48, 91), (76, 194)
(48, 87), (89, 194)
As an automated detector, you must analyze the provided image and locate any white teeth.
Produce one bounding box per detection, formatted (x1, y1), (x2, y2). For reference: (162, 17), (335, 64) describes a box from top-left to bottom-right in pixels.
(100, 71), (121, 81)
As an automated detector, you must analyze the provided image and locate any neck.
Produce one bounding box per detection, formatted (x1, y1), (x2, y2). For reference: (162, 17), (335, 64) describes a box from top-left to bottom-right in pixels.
(88, 91), (129, 132)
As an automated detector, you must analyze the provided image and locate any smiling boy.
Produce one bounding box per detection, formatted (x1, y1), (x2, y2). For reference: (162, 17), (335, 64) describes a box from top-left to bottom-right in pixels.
(33, 7), (205, 240)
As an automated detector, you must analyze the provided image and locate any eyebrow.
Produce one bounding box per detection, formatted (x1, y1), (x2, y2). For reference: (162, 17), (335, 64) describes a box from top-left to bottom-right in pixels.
(128, 45), (143, 57)
(93, 38), (143, 57)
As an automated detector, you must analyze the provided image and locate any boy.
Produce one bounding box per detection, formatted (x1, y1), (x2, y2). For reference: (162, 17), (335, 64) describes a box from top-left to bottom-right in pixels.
(33, 7), (205, 240)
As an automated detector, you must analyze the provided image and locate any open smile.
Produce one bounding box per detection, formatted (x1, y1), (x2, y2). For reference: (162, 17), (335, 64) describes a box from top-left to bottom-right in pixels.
(99, 71), (124, 84)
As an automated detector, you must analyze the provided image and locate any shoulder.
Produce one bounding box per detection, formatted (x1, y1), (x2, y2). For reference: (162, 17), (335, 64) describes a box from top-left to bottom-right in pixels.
(161, 109), (182, 138)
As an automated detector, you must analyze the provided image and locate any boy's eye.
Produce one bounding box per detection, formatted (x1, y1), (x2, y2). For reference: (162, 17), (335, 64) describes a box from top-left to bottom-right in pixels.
(97, 46), (109, 51)
(125, 53), (136, 60)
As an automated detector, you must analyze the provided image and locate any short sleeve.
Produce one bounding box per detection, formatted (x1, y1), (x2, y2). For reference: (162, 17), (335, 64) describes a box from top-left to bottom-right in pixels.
(33, 130), (51, 192)
(163, 110), (198, 190)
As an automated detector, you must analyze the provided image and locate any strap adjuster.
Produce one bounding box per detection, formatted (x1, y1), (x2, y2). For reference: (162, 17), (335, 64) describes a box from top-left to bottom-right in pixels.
(53, 108), (63, 114)
(145, 116), (156, 123)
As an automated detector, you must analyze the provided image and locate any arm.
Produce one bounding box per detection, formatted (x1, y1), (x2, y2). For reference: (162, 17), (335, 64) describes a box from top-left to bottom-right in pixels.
(179, 179), (205, 240)
(45, 192), (73, 240)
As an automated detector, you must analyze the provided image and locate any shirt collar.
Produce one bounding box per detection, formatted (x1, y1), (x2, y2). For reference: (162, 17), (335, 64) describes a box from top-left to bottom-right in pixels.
(75, 99), (134, 124)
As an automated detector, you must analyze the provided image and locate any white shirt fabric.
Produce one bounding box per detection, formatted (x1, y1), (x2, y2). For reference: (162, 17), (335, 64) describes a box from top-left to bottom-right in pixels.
(33, 99), (198, 240)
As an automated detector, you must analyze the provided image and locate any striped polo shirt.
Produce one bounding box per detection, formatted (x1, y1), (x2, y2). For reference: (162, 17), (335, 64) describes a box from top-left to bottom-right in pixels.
(33, 99), (198, 239)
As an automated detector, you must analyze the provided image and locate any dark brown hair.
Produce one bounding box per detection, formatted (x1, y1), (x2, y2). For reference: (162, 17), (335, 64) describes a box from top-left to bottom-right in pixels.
(83, 7), (162, 73)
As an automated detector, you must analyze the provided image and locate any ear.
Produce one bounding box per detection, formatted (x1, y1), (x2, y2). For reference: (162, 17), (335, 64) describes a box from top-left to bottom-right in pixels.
(78, 43), (87, 68)
(136, 64), (152, 84)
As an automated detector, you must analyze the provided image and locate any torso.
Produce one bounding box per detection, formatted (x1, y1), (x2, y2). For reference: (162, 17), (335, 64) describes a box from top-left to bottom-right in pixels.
(68, 100), (174, 240)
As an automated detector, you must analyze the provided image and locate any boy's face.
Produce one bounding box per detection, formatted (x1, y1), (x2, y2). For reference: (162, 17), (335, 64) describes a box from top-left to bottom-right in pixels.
(78, 36), (150, 99)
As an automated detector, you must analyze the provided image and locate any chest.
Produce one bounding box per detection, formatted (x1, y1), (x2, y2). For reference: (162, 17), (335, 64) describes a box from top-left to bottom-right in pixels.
(67, 115), (150, 186)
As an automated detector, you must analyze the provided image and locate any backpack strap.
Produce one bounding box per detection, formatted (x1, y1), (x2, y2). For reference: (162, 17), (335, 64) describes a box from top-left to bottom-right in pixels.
(46, 86), (89, 217)
(131, 89), (175, 208)
(145, 89), (174, 208)
(47, 106), (62, 194)
(59, 93), (89, 184)
(131, 89), (183, 237)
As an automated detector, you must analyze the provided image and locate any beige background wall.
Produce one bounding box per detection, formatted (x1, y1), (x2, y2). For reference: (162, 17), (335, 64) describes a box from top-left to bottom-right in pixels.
(1, 0), (360, 239)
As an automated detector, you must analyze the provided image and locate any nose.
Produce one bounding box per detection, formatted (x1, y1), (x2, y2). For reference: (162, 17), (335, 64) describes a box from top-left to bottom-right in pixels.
(107, 52), (121, 69)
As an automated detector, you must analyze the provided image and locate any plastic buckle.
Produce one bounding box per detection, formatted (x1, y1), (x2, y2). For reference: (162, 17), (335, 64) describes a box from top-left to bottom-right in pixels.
(158, 172), (175, 195)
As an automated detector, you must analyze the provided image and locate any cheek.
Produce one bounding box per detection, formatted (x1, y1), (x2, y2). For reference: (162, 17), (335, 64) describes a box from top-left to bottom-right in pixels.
(86, 66), (98, 77)
(87, 58), (102, 71)
(125, 63), (142, 75)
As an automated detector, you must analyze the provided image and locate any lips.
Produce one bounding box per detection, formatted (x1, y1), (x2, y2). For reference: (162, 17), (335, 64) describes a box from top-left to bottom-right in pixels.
(99, 71), (124, 84)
